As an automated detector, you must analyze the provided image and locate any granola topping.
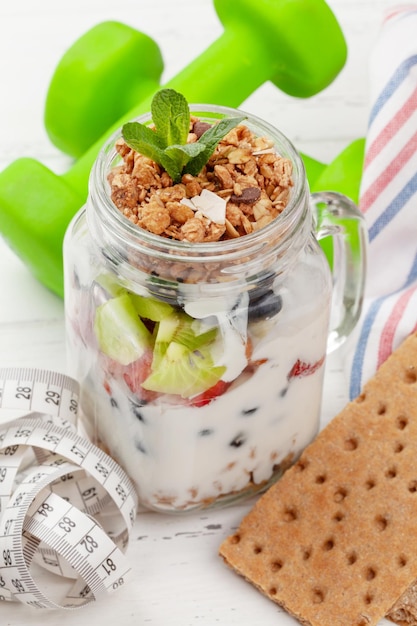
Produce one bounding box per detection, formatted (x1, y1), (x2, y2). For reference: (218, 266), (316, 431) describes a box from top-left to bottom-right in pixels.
(108, 117), (293, 243)
(180, 189), (227, 225)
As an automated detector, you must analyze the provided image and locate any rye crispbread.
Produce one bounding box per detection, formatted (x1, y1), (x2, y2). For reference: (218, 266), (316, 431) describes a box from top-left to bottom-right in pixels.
(219, 331), (417, 626)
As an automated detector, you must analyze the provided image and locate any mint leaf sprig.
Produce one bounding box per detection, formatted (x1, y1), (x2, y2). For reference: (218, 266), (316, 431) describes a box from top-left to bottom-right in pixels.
(121, 89), (246, 184)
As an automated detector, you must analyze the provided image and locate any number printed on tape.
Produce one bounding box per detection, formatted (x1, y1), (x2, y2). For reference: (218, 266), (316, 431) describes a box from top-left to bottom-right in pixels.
(0, 368), (138, 609)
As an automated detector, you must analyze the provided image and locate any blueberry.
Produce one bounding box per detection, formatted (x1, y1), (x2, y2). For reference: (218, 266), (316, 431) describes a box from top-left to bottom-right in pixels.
(198, 428), (214, 437)
(129, 399), (147, 422)
(230, 432), (247, 448)
(135, 440), (147, 454)
(242, 407), (258, 416)
(248, 290), (282, 322)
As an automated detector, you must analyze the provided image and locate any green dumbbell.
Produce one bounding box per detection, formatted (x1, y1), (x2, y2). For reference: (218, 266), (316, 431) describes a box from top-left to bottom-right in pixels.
(0, 0), (348, 297)
(309, 137), (366, 269)
(45, 21), (164, 158)
(310, 138), (366, 202)
(45, 0), (346, 160)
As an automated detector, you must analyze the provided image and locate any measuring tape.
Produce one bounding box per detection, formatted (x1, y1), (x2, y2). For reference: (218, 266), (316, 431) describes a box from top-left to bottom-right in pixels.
(0, 367), (138, 609)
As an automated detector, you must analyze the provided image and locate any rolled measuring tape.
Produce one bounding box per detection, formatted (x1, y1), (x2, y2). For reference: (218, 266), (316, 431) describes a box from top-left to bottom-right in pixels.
(0, 367), (138, 609)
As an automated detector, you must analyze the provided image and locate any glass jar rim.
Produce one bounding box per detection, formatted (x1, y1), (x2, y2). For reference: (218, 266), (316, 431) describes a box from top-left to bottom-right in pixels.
(88, 103), (309, 263)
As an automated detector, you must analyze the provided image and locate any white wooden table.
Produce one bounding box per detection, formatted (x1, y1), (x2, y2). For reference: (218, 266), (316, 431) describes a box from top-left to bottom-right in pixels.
(0, 1), (394, 624)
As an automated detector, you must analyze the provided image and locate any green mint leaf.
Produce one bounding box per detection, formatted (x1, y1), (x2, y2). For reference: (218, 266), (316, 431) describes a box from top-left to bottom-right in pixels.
(157, 154), (182, 183)
(122, 90), (247, 184)
(151, 89), (190, 148)
(184, 116), (246, 176)
(165, 142), (207, 172)
(122, 121), (166, 161)
(122, 121), (181, 182)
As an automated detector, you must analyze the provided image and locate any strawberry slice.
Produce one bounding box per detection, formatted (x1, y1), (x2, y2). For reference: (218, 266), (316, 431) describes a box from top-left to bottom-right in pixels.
(287, 355), (325, 381)
(99, 351), (158, 403)
(123, 351), (158, 402)
(189, 380), (231, 407)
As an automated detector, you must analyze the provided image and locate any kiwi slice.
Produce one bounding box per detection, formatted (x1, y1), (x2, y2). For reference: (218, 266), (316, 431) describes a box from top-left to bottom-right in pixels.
(142, 341), (226, 398)
(155, 311), (182, 343)
(130, 292), (174, 321)
(94, 293), (152, 365)
(151, 312), (218, 370)
(156, 311), (217, 347)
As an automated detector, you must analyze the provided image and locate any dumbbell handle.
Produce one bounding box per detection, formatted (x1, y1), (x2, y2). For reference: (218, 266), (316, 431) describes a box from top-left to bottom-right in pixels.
(61, 55), (284, 191)
(45, 22), (164, 158)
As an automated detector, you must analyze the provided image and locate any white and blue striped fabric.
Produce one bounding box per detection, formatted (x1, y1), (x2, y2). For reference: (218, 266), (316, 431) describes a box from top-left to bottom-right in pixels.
(344, 5), (417, 398)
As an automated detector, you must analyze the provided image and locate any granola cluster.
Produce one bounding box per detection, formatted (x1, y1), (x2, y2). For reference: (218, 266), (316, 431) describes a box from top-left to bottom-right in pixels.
(108, 117), (293, 243)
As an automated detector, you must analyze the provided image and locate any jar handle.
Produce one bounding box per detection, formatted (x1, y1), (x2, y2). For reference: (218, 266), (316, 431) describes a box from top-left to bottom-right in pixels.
(310, 191), (368, 353)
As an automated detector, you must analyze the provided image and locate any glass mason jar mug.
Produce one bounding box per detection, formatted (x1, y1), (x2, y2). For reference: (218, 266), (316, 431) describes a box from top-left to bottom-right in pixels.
(63, 105), (367, 513)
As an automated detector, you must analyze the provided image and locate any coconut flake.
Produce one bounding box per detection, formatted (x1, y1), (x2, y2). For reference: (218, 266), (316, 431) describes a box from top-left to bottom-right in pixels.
(180, 189), (227, 225)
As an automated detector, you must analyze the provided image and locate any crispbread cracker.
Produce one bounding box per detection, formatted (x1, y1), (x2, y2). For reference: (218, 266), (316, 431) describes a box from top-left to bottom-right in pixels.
(219, 331), (417, 626)
(389, 580), (417, 624)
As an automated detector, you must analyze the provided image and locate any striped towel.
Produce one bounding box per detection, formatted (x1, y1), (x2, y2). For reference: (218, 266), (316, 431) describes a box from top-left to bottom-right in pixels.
(344, 4), (417, 399)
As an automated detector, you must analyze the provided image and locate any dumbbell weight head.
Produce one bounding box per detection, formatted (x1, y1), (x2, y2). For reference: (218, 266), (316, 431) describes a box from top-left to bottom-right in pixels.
(45, 21), (163, 158)
(214, 0), (347, 97)
(309, 138), (366, 272)
(0, 158), (84, 296)
(310, 138), (366, 204)
(160, 0), (347, 107)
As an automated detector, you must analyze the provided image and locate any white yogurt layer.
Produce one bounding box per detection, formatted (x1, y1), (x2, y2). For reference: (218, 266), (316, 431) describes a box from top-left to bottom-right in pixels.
(66, 267), (330, 512)
(85, 315), (326, 511)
